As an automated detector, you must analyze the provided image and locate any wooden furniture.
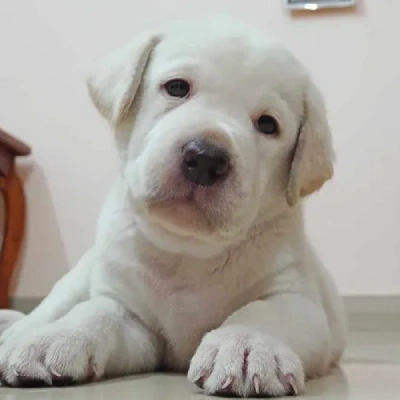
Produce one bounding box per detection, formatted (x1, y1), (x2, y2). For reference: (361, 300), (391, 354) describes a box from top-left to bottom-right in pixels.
(0, 128), (31, 309)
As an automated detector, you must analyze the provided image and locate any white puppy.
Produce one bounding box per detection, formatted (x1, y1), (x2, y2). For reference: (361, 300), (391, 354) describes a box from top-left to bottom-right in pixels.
(0, 16), (346, 397)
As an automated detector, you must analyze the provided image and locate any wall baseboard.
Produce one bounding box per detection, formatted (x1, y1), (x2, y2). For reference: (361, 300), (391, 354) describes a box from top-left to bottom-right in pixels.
(343, 295), (400, 314)
(10, 297), (41, 314)
(10, 296), (400, 332)
(343, 296), (400, 332)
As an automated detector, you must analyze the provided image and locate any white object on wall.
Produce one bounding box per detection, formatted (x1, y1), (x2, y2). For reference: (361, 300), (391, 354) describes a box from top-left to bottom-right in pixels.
(285, 0), (356, 10)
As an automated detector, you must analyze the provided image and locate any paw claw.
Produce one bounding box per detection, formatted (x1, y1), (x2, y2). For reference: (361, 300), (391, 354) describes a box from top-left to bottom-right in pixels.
(285, 373), (299, 395)
(253, 374), (261, 394)
(50, 368), (78, 387)
(221, 376), (233, 390)
(193, 371), (204, 383)
(87, 358), (98, 380)
(50, 367), (62, 378)
(193, 370), (209, 388)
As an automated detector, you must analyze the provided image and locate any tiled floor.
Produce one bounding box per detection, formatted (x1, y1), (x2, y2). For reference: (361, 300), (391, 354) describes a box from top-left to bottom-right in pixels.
(0, 330), (398, 400)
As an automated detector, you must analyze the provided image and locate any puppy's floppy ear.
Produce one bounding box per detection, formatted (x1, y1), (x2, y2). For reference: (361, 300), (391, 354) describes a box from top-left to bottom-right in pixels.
(286, 80), (334, 207)
(86, 32), (161, 126)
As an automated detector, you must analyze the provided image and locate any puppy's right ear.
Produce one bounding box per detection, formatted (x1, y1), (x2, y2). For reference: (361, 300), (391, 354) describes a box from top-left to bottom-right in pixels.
(286, 80), (334, 207)
(86, 32), (161, 126)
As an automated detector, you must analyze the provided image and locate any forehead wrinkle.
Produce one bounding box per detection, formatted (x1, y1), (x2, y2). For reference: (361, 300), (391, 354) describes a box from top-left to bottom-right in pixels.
(149, 58), (199, 80)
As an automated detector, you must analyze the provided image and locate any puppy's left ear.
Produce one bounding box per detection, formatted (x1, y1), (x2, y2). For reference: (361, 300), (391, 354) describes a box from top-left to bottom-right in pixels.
(86, 31), (161, 126)
(286, 80), (335, 207)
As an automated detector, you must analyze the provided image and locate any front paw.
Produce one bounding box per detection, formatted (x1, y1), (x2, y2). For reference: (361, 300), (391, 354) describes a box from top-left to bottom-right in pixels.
(0, 310), (25, 339)
(188, 327), (305, 397)
(0, 324), (105, 387)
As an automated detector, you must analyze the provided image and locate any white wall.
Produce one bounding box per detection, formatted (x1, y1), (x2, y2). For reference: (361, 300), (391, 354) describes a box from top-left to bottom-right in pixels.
(0, 1), (399, 297)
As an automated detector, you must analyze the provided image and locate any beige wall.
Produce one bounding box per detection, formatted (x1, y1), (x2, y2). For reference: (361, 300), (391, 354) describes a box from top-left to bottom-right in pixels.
(0, 1), (399, 297)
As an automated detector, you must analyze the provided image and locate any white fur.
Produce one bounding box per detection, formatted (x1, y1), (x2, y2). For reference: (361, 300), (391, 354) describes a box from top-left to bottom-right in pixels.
(0, 16), (346, 397)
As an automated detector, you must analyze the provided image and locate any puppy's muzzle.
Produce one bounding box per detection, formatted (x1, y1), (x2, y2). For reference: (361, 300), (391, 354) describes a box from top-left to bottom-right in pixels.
(181, 139), (230, 187)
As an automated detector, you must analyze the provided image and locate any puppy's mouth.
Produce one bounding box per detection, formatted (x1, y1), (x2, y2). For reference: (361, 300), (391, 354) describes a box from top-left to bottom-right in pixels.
(145, 186), (218, 237)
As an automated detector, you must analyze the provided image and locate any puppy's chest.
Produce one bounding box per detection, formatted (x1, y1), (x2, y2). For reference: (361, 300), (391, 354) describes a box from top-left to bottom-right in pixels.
(136, 260), (266, 369)
(134, 247), (273, 327)
(139, 265), (240, 322)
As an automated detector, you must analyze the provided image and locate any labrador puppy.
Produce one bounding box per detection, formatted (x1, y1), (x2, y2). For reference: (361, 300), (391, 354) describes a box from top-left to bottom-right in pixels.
(0, 16), (346, 397)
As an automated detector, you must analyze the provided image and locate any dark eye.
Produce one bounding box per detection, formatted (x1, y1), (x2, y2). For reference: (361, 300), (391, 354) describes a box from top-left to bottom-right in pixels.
(164, 79), (190, 98)
(256, 115), (279, 135)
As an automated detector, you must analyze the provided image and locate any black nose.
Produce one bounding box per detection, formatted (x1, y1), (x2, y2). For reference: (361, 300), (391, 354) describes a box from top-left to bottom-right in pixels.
(181, 140), (230, 186)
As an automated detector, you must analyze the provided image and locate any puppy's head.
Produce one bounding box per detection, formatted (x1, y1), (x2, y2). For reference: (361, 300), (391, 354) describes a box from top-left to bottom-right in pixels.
(87, 16), (334, 257)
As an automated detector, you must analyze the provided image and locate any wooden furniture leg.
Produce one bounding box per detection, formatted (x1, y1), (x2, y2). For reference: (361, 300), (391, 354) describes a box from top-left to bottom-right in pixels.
(0, 128), (31, 309)
(0, 172), (26, 309)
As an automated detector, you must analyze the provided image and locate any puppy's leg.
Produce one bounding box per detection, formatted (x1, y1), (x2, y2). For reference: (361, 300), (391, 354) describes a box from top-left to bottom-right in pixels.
(0, 249), (95, 345)
(0, 296), (159, 387)
(189, 294), (337, 397)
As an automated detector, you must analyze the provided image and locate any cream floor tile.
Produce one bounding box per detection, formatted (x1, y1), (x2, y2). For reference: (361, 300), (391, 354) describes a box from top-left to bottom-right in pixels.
(0, 330), (398, 400)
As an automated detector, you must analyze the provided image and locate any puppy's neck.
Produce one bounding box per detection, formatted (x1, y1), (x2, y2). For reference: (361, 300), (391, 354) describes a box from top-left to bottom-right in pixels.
(251, 204), (304, 240)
